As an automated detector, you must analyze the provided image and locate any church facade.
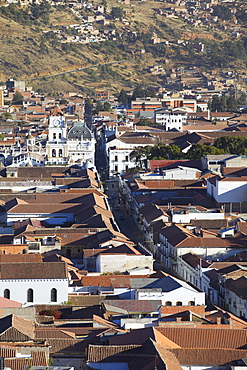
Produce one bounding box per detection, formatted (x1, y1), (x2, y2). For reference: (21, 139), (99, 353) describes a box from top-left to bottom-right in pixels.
(46, 107), (95, 168)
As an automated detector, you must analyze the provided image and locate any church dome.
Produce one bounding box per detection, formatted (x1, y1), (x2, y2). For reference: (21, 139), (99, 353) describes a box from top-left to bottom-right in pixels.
(68, 121), (92, 140)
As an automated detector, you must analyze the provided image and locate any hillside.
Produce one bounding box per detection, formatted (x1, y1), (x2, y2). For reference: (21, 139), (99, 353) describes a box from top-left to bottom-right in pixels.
(0, 0), (246, 94)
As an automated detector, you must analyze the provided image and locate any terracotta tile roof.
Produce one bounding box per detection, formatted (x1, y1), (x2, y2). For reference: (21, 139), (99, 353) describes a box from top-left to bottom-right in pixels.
(0, 262), (68, 279)
(155, 327), (247, 349)
(171, 348), (247, 366)
(35, 328), (76, 339)
(182, 253), (210, 268)
(4, 351), (48, 370)
(0, 297), (22, 308)
(139, 203), (167, 224)
(161, 305), (205, 317)
(87, 344), (142, 362)
(0, 346), (16, 358)
(81, 275), (149, 288)
(0, 314), (35, 341)
(98, 243), (141, 256)
(190, 219), (228, 230)
(209, 261), (247, 269)
(0, 254), (42, 263)
(237, 222), (247, 236)
(225, 276), (247, 299)
(205, 309), (247, 329)
(23, 228), (93, 247)
(103, 300), (162, 314)
(152, 342), (183, 370)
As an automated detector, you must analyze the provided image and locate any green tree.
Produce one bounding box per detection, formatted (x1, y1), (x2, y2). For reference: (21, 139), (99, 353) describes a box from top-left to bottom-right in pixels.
(103, 101), (112, 111)
(1, 112), (13, 121)
(59, 98), (68, 105)
(12, 91), (24, 105)
(129, 146), (151, 168)
(111, 6), (123, 20)
(118, 89), (128, 105)
(214, 136), (247, 155)
(186, 144), (224, 160)
(95, 101), (102, 114)
(213, 5), (232, 20)
(226, 95), (238, 112)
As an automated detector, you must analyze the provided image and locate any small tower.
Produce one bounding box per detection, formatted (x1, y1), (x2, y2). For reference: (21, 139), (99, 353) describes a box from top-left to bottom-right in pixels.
(46, 106), (68, 165)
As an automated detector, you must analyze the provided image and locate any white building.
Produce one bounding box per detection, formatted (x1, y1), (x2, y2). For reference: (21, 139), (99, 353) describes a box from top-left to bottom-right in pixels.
(46, 107), (95, 167)
(46, 108), (68, 166)
(140, 166), (201, 181)
(207, 175), (247, 204)
(171, 206), (225, 224)
(133, 275), (205, 306)
(221, 276), (247, 319)
(154, 108), (187, 131)
(67, 120), (96, 167)
(95, 244), (154, 274)
(105, 134), (154, 176)
(0, 262), (68, 306)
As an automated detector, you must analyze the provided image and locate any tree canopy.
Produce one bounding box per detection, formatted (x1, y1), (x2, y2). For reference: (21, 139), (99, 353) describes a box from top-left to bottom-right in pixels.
(12, 92), (24, 105)
(129, 136), (247, 170)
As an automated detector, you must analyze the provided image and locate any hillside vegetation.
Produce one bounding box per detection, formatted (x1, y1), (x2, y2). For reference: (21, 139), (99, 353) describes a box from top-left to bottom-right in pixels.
(0, 0), (246, 94)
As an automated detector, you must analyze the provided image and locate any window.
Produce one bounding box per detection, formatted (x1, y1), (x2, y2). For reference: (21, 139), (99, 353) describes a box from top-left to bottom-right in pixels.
(165, 301), (172, 306)
(4, 289), (10, 299)
(114, 165), (118, 172)
(114, 155), (118, 161)
(52, 149), (56, 157)
(188, 301), (195, 306)
(51, 288), (57, 302)
(53, 133), (56, 140)
(125, 155), (128, 161)
(59, 133), (62, 139)
(176, 301), (182, 306)
(59, 149), (63, 157)
(27, 288), (34, 303)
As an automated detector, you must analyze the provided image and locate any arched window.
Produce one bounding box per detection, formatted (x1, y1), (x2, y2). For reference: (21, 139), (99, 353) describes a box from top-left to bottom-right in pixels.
(165, 301), (172, 306)
(27, 288), (34, 302)
(4, 289), (10, 299)
(52, 149), (56, 157)
(59, 133), (62, 139)
(53, 133), (56, 140)
(188, 301), (195, 306)
(51, 288), (57, 302)
(58, 149), (63, 157)
(176, 301), (182, 306)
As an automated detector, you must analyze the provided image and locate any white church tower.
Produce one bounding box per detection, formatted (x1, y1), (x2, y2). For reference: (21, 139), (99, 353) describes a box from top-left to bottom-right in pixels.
(46, 106), (69, 165)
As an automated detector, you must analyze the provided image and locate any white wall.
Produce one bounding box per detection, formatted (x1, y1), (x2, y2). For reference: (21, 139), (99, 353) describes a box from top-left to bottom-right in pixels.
(0, 279), (68, 306)
(7, 212), (74, 226)
(172, 211), (224, 224)
(136, 287), (205, 306)
(207, 178), (247, 203)
(96, 254), (153, 273)
(216, 180), (247, 203)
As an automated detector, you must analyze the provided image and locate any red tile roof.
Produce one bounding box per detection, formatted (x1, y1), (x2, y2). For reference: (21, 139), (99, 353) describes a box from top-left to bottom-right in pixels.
(156, 327), (247, 349)
(171, 348), (247, 366)
(0, 262), (68, 279)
